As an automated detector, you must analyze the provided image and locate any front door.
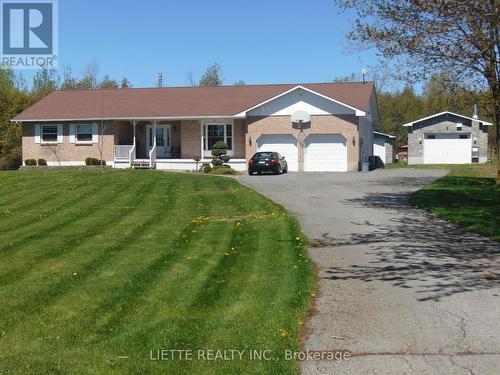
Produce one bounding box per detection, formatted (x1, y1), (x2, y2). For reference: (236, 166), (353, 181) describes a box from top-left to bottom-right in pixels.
(147, 125), (171, 158)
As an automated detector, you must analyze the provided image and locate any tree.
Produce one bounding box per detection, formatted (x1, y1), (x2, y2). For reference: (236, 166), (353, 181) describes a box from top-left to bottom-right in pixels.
(98, 75), (119, 89)
(211, 141), (230, 167)
(234, 80), (245, 86)
(335, 0), (500, 181)
(199, 63), (224, 86)
(120, 78), (132, 88)
(32, 68), (58, 101)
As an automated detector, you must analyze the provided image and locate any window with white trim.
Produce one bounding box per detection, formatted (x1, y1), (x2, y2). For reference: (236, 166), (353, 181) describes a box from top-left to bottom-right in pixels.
(41, 125), (58, 142)
(203, 123), (233, 151)
(76, 124), (93, 142)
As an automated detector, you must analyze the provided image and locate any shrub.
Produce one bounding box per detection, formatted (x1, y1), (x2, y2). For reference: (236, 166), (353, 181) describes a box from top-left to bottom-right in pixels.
(201, 163), (212, 173)
(25, 159), (37, 166)
(0, 156), (21, 170)
(211, 141), (230, 167)
(85, 158), (106, 166)
(210, 166), (240, 175)
(37, 159), (47, 166)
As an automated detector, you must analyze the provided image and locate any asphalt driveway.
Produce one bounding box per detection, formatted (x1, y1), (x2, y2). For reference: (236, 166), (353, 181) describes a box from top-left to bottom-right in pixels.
(239, 169), (500, 374)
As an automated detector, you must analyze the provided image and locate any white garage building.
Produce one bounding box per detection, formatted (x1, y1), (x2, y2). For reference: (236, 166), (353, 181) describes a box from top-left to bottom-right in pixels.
(404, 111), (491, 164)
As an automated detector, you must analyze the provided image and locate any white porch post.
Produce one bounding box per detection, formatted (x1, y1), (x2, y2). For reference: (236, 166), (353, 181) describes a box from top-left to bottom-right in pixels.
(129, 120), (137, 166)
(153, 121), (157, 148)
(132, 121), (136, 147)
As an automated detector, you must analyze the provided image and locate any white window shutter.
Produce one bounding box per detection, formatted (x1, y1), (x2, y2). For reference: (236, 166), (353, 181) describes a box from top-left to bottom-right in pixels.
(34, 124), (41, 144)
(69, 124), (75, 143)
(92, 124), (98, 143)
(57, 124), (63, 143)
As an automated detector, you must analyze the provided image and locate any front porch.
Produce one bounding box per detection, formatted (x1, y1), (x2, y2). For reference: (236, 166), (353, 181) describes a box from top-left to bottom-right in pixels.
(112, 119), (247, 171)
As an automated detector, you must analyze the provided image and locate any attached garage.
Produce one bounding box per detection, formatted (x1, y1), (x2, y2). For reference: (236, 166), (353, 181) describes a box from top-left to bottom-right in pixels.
(304, 134), (347, 172)
(257, 134), (298, 171)
(423, 133), (471, 164)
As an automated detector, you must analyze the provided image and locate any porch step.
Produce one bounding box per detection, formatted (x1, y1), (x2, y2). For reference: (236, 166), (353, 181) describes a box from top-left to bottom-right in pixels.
(131, 159), (152, 169)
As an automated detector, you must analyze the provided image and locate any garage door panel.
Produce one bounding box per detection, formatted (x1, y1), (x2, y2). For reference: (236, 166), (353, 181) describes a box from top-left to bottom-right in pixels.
(423, 134), (471, 164)
(373, 138), (386, 163)
(304, 134), (347, 172)
(257, 134), (298, 171)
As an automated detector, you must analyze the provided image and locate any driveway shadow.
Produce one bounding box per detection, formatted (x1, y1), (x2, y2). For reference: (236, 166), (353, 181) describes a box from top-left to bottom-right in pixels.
(317, 192), (500, 302)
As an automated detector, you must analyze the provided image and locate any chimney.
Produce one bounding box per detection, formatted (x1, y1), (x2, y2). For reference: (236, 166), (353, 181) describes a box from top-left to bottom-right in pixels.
(472, 100), (478, 119)
(158, 73), (163, 88)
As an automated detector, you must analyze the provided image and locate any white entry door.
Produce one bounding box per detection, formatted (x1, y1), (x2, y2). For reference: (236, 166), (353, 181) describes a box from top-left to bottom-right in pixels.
(147, 125), (171, 158)
(257, 134), (298, 171)
(423, 133), (471, 164)
(304, 134), (347, 172)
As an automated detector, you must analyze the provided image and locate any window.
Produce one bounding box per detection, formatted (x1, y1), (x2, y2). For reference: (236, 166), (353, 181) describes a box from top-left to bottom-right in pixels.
(426, 134), (436, 139)
(41, 125), (58, 142)
(459, 134), (469, 139)
(76, 124), (93, 142)
(203, 123), (233, 151)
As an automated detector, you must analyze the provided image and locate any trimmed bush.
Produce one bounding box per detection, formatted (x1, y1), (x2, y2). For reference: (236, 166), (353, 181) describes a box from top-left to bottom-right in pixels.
(85, 158), (106, 166)
(25, 159), (37, 166)
(210, 166), (240, 175)
(37, 159), (47, 166)
(201, 163), (212, 173)
(211, 141), (230, 167)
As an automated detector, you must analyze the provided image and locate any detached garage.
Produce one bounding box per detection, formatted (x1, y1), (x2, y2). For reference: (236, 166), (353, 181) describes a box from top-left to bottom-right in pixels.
(404, 111), (492, 165)
(304, 134), (347, 172)
(257, 134), (298, 171)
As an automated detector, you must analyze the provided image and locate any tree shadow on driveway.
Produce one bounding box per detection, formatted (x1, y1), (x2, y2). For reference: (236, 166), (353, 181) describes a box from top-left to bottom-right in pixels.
(317, 192), (500, 302)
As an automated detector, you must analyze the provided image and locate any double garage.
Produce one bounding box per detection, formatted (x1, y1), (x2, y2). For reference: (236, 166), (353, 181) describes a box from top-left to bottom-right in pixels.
(256, 134), (347, 172)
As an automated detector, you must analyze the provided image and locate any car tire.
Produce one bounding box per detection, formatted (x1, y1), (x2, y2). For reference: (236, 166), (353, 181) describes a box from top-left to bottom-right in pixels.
(283, 166), (288, 173)
(248, 169), (254, 175)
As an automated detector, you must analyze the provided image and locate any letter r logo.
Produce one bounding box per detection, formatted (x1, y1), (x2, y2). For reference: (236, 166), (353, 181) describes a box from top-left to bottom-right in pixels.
(2, 2), (53, 54)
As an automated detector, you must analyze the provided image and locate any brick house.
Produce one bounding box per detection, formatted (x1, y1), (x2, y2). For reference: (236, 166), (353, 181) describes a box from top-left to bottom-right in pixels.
(14, 82), (379, 171)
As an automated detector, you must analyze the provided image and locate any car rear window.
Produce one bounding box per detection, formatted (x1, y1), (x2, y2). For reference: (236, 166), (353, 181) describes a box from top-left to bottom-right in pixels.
(253, 152), (274, 159)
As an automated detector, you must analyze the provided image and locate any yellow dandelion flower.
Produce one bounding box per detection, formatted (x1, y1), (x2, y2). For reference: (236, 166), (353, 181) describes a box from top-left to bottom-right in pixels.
(72, 272), (77, 276)
(278, 329), (287, 337)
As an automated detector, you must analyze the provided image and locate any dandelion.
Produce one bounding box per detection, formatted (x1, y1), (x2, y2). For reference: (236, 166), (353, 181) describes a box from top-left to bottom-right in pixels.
(224, 252), (229, 256)
(279, 329), (287, 337)
(295, 237), (301, 241)
(72, 272), (78, 276)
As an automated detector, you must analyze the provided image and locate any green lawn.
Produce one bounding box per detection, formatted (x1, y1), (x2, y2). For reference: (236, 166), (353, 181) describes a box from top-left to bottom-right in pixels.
(392, 162), (500, 241)
(0, 169), (314, 374)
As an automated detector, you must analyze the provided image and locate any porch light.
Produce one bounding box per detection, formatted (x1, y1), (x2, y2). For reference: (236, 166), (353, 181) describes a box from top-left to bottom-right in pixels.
(352, 136), (355, 146)
(248, 136), (252, 146)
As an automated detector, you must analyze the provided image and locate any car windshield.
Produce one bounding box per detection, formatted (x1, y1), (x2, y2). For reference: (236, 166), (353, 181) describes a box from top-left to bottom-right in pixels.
(253, 152), (274, 159)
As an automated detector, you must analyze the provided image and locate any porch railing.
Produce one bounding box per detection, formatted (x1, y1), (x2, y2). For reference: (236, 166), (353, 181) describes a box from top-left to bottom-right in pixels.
(114, 144), (134, 159)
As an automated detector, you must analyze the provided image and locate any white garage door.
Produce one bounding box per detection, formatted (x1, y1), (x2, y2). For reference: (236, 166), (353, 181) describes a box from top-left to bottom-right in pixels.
(304, 134), (347, 172)
(257, 134), (298, 171)
(373, 138), (386, 163)
(423, 133), (471, 164)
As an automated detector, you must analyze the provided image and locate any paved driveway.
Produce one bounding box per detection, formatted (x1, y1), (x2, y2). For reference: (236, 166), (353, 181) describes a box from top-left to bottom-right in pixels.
(239, 169), (500, 374)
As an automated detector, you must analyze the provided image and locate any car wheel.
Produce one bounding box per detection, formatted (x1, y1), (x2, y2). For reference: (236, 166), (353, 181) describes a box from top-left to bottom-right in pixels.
(248, 169), (254, 175)
(274, 166), (281, 175)
(283, 165), (288, 173)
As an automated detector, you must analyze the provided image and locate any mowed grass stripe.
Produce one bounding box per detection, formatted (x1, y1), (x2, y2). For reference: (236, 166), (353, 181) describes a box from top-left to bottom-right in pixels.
(0, 176), (174, 323)
(0, 170), (314, 375)
(0, 172), (96, 212)
(0, 176), (131, 249)
(0, 176), (164, 287)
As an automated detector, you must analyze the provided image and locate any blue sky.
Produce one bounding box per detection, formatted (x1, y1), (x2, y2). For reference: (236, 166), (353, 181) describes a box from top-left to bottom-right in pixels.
(25, 0), (382, 87)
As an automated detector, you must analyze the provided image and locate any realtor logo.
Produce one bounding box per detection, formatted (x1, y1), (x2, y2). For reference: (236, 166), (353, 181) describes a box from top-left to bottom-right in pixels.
(1, 0), (58, 69)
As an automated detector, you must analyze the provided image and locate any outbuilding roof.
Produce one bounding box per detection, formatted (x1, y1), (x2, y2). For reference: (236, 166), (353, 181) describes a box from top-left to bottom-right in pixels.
(402, 111), (493, 127)
(13, 82), (375, 122)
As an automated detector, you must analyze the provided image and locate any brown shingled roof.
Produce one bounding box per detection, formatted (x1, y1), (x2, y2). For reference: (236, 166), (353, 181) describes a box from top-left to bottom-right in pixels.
(14, 82), (374, 121)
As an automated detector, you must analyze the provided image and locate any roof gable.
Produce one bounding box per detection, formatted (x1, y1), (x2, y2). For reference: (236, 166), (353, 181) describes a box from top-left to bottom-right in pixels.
(403, 111), (492, 127)
(237, 85), (366, 117)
